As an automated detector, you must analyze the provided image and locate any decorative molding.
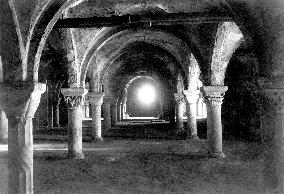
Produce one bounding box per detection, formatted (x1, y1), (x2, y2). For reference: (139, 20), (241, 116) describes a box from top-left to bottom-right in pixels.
(202, 86), (228, 97)
(174, 93), (184, 103)
(61, 87), (87, 108)
(0, 82), (46, 118)
(104, 96), (112, 104)
(88, 92), (104, 106)
(202, 86), (228, 107)
(183, 90), (199, 104)
(259, 77), (284, 113)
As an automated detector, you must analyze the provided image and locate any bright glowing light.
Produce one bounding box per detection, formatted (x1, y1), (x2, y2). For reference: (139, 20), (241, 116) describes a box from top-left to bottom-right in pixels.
(138, 85), (156, 105)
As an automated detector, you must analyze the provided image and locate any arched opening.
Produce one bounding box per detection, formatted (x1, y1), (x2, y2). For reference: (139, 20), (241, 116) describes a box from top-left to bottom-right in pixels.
(1, 1), (284, 193)
(125, 76), (161, 119)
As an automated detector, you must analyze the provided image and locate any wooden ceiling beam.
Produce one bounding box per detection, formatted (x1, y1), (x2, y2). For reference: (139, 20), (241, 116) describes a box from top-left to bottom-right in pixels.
(54, 12), (233, 28)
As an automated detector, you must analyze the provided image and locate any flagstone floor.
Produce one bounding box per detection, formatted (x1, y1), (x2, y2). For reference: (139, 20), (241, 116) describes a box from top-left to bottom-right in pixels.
(0, 138), (270, 194)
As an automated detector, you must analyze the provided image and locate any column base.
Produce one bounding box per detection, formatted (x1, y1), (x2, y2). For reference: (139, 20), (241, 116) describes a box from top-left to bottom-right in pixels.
(68, 152), (84, 160)
(210, 151), (225, 158)
(176, 127), (185, 133)
(187, 134), (199, 140)
(92, 136), (104, 142)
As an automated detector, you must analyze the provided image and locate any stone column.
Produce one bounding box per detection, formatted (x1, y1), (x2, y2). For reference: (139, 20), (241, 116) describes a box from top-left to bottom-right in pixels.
(122, 99), (127, 119)
(111, 101), (117, 126)
(84, 101), (90, 118)
(54, 98), (61, 127)
(117, 102), (122, 122)
(61, 88), (87, 159)
(89, 92), (104, 141)
(103, 96), (111, 131)
(259, 78), (284, 193)
(0, 108), (8, 143)
(183, 90), (199, 139)
(0, 83), (46, 194)
(169, 97), (176, 124)
(174, 93), (185, 132)
(49, 105), (54, 127)
(158, 101), (164, 119)
(203, 86), (228, 158)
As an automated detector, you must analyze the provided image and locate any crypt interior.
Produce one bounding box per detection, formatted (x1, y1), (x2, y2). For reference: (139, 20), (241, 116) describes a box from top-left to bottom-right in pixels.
(0, 0), (284, 193)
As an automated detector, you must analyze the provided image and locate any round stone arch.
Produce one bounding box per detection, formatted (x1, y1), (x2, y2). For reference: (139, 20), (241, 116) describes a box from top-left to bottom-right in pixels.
(79, 26), (206, 86)
(78, 3), (169, 81)
(30, 0), (82, 82)
(25, 0), (267, 85)
(80, 28), (192, 88)
(117, 75), (175, 120)
(97, 42), (186, 92)
(26, 1), (72, 79)
(214, 1), (267, 76)
(21, 0), (271, 83)
(100, 56), (177, 101)
(118, 75), (164, 105)
(210, 22), (244, 85)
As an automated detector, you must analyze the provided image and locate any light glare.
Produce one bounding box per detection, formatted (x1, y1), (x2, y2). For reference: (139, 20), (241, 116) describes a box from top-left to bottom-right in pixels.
(138, 85), (156, 104)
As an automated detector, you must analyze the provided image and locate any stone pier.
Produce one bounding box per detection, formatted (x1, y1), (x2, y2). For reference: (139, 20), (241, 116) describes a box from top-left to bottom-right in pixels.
(158, 101), (164, 119)
(103, 96), (112, 131)
(203, 86), (227, 158)
(84, 100), (90, 118)
(0, 82), (46, 194)
(0, 108), (8, 143)
(174, 93), (185, 132)
(259, 78), (284, 193)
(183, 90), (199, 139)
(122, 98), (127, 119)
(89, 92), (104, 141)
(111, 100), (117, 126)
(117, 102), (122, 122)
(61, 87), (87, 159)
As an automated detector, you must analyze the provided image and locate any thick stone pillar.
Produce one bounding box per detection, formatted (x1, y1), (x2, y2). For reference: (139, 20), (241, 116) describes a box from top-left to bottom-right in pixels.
(0, 108), (8, 143)
(122, 99), (127, 119)
(259, 78), (284, 193)
(169, 97), (176, 124)
(61, 88), (87, 159)
(89, 92), (104, 141)
(174, 93), (185, 132)
(54, 99), (60, 127)
(117, 102), (122, 122)
(203, 86), (228, 158)
(84, 101), (90, 118)
(0, 83), (46, 194)
(111, 101), (117, 126)
(183, 90), (199, 139)
(103, 96), (111, 130)
(158, 101), (164, 119)
(49, 105), (54, 127)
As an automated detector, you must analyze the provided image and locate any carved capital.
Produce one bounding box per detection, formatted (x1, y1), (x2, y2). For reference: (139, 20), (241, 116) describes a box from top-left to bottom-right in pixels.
(104, 96), (112, 104)
(0, 82), (46, 118)
(174, 93), (184, 103)
(61, 87), (87, 108)
(259, 77), (284, 113)
(183, 90), (199, 104)
(88, 92), (104, 106)
(202, 86), (228, 107)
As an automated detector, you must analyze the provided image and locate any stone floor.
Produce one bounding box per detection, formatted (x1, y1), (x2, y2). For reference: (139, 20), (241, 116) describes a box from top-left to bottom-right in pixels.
(0, 138), (268, 194)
